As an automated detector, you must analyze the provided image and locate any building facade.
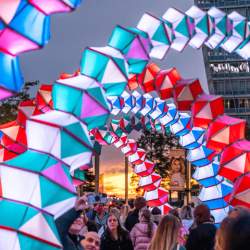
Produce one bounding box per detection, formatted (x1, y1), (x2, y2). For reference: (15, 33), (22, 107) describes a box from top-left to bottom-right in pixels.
(195, 0), (250, 136)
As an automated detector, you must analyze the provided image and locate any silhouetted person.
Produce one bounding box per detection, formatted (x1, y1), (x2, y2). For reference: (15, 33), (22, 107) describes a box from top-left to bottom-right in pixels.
(125, 196), (147, 232)
(225, 212), (250, 250)
(186, 204), (216, 250)
(151, 207), (162, 225)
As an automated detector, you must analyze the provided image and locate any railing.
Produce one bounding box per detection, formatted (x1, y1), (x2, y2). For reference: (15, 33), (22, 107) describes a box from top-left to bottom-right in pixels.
(225, 107), (250, 113)
(196, 0), (250, 8)
(208, 54), (247, 62)
(215, 90), (250, 96)
(211, 72), (250, 78)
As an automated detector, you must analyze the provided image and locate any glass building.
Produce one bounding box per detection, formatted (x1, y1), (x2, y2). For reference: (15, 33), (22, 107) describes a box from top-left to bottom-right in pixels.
(195, 0), (250, 137)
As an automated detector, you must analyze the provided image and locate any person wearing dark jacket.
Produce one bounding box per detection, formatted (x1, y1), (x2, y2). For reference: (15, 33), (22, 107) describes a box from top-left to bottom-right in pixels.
(55, 196), (88, 250)
(125, 196), (147, 232)
(68, 213), (98, 247)
(56, 207), (81, 250)
(224, 213), (250, 250)
(186, 204), (217, 250)
(100, 213), (133, 250)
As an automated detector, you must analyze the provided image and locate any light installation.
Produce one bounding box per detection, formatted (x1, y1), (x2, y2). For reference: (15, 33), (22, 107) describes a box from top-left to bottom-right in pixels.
(0, 3), (250, 249)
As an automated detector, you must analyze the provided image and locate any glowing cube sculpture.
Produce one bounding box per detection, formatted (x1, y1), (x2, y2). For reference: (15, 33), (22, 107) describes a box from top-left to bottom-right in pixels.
(81, 46), (128, 96)
(4, 5), (250, 248)
(227, 173), (250, 208)
(53, 74), (110, 129)
(220, 140), (250, 182)
(206, 115), (246, 153)
(192, 94), (224, 129)
(173, 79), (203, 111)
(108, 26), (151, 74)
(27, 111), (93, 173)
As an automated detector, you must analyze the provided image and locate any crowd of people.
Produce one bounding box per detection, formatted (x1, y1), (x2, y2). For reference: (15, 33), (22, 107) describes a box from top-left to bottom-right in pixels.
(56, 195), (250, 250)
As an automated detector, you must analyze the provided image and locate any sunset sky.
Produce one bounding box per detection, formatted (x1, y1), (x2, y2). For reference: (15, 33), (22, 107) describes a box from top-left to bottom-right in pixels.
(99, 146), (138, 198)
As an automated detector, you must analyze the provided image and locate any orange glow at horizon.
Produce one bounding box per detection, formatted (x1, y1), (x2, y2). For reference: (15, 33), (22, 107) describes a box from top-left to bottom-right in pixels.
(99, 171), (138, 198)
(99, 144), (141, 198)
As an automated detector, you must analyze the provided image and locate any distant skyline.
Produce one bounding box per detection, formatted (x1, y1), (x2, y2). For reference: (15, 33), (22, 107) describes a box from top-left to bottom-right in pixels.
(20, 0), (208, 195)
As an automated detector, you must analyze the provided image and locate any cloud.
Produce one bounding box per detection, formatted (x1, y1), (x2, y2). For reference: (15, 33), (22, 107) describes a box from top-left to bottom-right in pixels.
(101, 163), (128, 174)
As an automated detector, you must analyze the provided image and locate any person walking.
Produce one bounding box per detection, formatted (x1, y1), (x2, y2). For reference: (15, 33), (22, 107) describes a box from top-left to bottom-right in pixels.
(130, 209), (157, 250)
(214, 217), (233, 250)
(169, 208), (188, 246)
(98, 206), (121, 236)
(69, 213), (98, 247)
(100, 213), (133, 250)
(148, 214), (185, 250)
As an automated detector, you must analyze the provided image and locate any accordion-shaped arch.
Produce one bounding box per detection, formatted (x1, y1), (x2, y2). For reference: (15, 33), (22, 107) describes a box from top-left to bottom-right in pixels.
(1, 4), (250, 250)
(90, 65), (234, 224)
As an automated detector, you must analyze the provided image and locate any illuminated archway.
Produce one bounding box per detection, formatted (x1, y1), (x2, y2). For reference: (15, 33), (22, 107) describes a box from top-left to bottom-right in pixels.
(90, 63), (233, 224)
(1, 4), (250, 249)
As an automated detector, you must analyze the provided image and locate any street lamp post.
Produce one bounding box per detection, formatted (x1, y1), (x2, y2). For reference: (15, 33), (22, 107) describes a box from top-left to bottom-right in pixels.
(95, 154), (100, 194)
(186, 160), (192, 204)
(125, 156), (129, 204)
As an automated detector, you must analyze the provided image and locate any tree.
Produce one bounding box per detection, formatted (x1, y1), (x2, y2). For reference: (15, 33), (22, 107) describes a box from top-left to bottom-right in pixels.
(137, 129), (181, 178)
(0, 81), (39, 124)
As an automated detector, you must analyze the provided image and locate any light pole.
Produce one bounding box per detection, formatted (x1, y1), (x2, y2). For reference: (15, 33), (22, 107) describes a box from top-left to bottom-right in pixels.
(95, 154), (100, 194)
(186, 160), (192, 204)
(125, 156), (129, 204)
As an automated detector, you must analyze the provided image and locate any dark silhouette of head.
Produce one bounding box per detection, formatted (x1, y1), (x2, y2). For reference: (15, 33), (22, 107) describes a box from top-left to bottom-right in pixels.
(151, 207), (162, 215)
(134, 196), (147, 210)
(225, 213), (250, 250)
(194, 204), (211, 225)
(228, 205), (250, 219)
